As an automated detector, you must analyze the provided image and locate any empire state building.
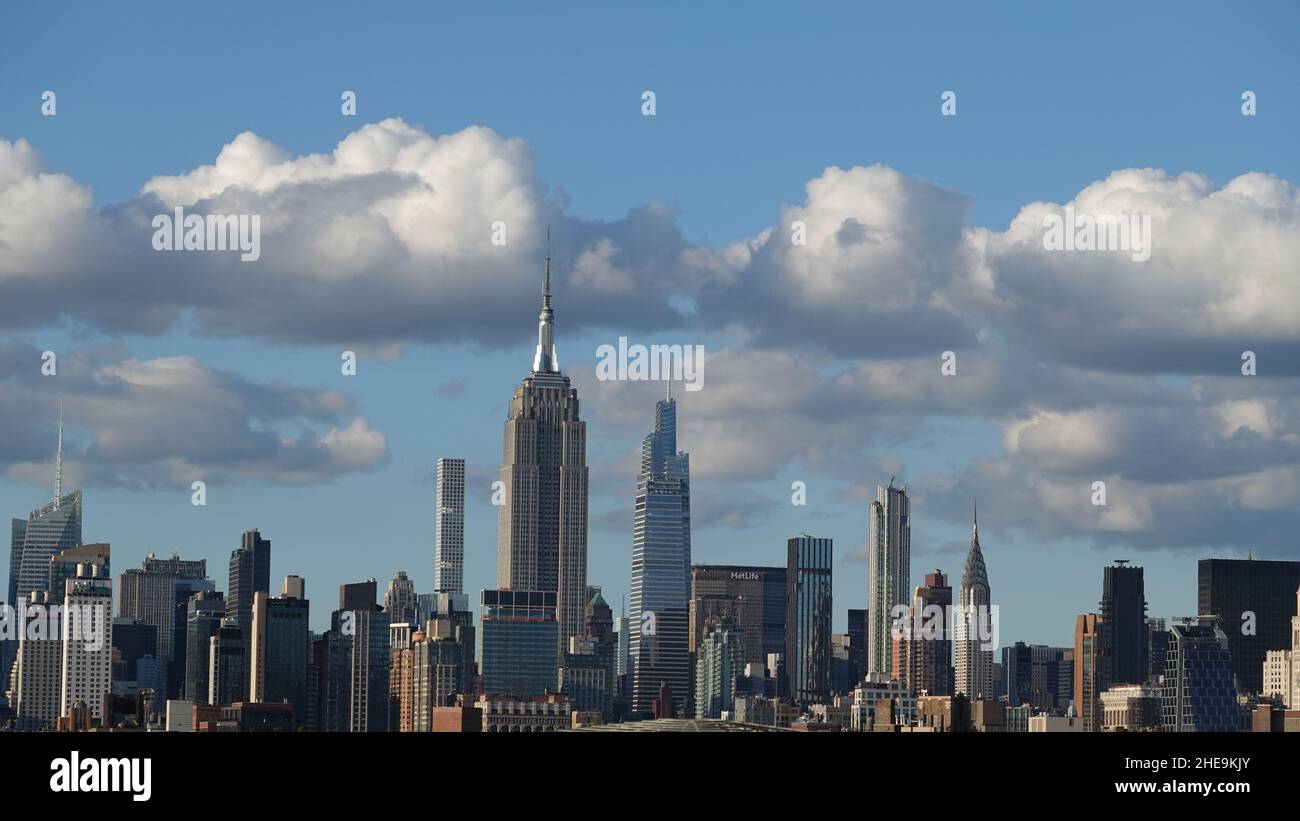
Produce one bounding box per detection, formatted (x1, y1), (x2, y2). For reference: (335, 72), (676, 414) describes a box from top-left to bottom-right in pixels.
(495, 250), (589, 652)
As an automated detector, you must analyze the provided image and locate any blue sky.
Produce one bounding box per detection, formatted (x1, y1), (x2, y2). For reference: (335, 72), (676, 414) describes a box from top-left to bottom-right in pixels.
(2, 1), (1298, 644)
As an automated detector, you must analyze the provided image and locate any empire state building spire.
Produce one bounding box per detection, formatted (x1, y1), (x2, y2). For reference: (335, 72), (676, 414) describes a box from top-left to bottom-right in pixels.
(532, 233), (559, 373)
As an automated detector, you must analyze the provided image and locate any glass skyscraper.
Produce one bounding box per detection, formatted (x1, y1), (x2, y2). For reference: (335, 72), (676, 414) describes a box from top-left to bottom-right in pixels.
(479, 589), (559, 697)
(1161, 618), (1243, 732)
(786, 536), (833, 706)
(629, 392), (692, 716)
(867, 480), (909, 676)
(10, 490), (82, 606)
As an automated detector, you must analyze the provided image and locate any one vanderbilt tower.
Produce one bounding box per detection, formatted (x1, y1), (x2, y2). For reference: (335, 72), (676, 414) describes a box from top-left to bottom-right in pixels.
(496, 246), (589, 654)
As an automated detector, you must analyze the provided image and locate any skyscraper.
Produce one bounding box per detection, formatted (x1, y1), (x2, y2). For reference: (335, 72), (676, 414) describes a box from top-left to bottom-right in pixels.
(184, 590), (226, 704)
(895, 570), (953, 696)
(1074, 613), (1103, 732)
(434, 457), (466, 594)
(384, 570), (417, 623)
(495, 250), (588, 653)
(209, 619), (249, 706)
(479, 589), (559, 697)
(629, 390), (692, 717)
(695, 617), (747, 719)
(867, 480), (909, 676)
(59, 562), (112, 725)
(228, 529), (271, 644)
(117, 553), (208, 673)
(1099, 561), (1147, 686)
(1161, 617), (1242, 732)
(1198, 558), (1300, 694)
(955, 507), (993, 699)
(13, 590), (62, 731)
(250, 584), (310, 724)
(332, 579), (390, 732)
(689, 565), (787, 670)
(787, 535), (833, 706)
(9, 402), (82, 606)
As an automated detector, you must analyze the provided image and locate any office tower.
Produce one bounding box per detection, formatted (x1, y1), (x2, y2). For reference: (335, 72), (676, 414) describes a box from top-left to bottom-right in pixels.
(111, 617), (164, 713)
(228, 529), (271, 644)
(1074, 613), (1103, 732)
(1003, 643), (1071, 710)
(209, 619), (248, 705)
(561, 637), (613, 719)
(582, 590), (616, 719)
(250, 588), (310, 723)
(629, 391), (692, 716)
(479, 589), (559, 697)
(60, 562), (112, 723)
(49, 543), (110, 603)
(1161, 617), (1242, 731)
(495, 252), (589, 654)
(184, 590), (226, 704)
(1198, 558), (1300, 694)
(335, 580), (391, 732)
(308, 628), (351, 732)
(690, 565), (788, 670)
(787, 536), (833, 706)
(384, 570), (417, 623)
(415, 591), (476, 687)
(895, 570), (953, 696)
(117, 553), (208, 670)
(867, 480), (909, 675)
(955, 508), (994, 699)
(1146, 617), (1170, 684)
(695, 617), (747, 719)
(10, 404), (82, 606)
(434, 457), (466, 594)
(13, 590), (63, 731)
(1099, 561), (1147, 686)
(847, 608), (867, 688)
(410, 623), (467, 728)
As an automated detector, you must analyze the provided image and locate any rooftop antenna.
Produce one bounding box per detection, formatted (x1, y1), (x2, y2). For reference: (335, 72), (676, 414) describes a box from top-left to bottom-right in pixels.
(54, 397), (64, 509)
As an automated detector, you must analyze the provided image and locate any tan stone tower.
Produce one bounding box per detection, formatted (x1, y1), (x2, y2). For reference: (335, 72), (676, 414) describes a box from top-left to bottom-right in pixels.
(496, 245), (589, 654)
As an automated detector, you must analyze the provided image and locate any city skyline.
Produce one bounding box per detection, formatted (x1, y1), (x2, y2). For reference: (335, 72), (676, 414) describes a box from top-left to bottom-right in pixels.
(2, 0), (1298, 655)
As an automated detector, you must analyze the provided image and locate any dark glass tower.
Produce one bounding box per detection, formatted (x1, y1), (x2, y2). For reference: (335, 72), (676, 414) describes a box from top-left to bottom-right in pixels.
(228, 529), (271, 644)
(786, 536), (833, 706)
(1198, 558), (1300, 694)
(1099, 561), (1147, 686)
(629, 391), (691, 717)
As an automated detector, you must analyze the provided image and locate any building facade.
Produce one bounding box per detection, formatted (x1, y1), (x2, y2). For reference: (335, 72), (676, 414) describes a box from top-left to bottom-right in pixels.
(434, 457), (466, 593)
(1198, 558), (1300, 694)
(480, 589), (559, 697)
(495, 254), (588, 655)
(867, 481), (909, 675)
(629, 393), (691, 716)
(955, 509), (994, 699)
(787, 536), (833, 706)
